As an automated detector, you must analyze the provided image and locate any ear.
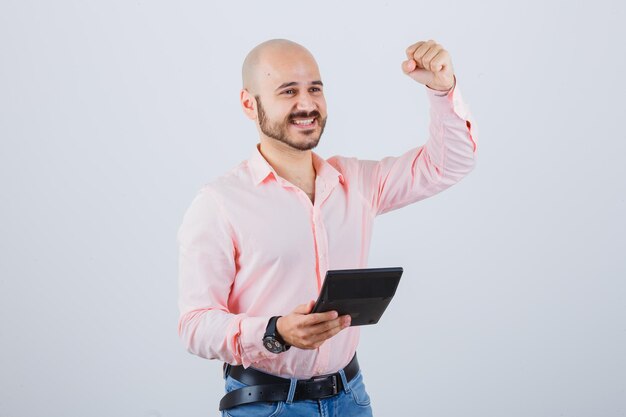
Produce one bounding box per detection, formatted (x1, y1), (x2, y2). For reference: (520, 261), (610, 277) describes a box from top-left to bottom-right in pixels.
(240, 89), (257, 121)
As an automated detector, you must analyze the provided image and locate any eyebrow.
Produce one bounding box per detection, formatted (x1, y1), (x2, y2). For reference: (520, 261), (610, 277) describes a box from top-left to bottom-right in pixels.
(275, 80), (324, 91)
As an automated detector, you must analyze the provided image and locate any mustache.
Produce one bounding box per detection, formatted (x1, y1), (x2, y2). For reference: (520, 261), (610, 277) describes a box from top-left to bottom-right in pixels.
(288, 110), (321, 120)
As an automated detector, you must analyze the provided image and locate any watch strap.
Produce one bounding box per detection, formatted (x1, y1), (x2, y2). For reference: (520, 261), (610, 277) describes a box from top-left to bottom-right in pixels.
(264, 316), (290, 351)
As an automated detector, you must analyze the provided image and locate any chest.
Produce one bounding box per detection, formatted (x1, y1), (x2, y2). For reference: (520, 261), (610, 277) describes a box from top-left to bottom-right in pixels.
(225, 181), (373, 270)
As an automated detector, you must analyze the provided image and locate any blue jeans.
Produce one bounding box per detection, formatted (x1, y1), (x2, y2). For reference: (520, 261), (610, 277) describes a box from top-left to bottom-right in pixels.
(221, 368), (374, 417)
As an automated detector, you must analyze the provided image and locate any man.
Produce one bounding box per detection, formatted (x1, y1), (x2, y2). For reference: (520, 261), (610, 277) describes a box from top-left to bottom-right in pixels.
(178, 38), (477, 416)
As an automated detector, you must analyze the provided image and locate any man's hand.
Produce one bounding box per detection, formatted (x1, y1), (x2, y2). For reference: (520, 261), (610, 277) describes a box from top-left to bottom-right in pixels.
(276, 301), (351, 350)
(402, 40), (455, 92)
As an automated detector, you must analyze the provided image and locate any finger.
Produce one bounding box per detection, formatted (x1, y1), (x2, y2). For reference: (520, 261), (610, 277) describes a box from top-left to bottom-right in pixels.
(303, 310), (338, 326)
(293, 300), (315, 314)
(421, 45), (443, 72)
(308, 320), (348, 344)
(430, 49), (450, 73)
(402, 59), (417, 74)
(405, 41), (426, 61)
(412, 40), (437, 69)
(318, 314), (351, 334)
(300, 316), (349, 348)
(309, 316), (343, 335)
(292, 303), (309, 314)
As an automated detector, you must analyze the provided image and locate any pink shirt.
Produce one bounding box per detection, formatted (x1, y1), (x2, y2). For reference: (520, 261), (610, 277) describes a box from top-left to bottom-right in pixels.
(177, 80), (478, 379)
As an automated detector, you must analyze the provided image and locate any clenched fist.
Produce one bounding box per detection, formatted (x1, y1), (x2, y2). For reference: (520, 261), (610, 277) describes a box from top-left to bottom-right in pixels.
(402, 40), (455, 92)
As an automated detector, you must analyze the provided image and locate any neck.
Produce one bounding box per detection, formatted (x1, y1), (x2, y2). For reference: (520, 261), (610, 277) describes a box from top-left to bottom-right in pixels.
(258, 138), (316, 183)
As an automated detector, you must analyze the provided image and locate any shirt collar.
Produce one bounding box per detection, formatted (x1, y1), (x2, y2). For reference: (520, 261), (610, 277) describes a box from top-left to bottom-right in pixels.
(248, 143), (345, 187)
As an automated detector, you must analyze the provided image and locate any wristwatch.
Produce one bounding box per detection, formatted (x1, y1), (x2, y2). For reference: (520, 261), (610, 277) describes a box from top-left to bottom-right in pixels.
(263, 316), (290, 353)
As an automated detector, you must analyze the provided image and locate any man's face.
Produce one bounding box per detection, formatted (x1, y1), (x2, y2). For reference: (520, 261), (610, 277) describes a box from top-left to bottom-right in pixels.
(256, 94), (327, 151)
(252, 51), (328, 151)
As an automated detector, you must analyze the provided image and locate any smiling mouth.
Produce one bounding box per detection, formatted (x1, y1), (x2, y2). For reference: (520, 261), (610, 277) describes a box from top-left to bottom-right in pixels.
(290, 118), (317, 129)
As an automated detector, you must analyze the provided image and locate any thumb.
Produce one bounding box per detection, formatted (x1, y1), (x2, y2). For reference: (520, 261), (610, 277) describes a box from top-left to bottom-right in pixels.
(293, 300), (316, 315)
(405, 66), (434, 85)
(402, 59), (433, 84)
(401, 59), (416, 74)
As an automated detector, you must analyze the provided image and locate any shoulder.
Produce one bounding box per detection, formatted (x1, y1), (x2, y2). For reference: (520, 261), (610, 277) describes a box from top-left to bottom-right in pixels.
(197, 160), (252, 200)
(325, 153), (378, 179)
(326, 153), (359, 175)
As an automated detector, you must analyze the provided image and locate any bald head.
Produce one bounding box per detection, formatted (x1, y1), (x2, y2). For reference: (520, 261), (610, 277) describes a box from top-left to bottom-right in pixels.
(242, 39), (320, 94)
(239, 39), (327, 151)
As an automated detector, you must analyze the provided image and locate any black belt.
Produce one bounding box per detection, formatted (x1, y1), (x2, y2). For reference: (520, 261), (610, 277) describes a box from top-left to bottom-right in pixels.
(219, 354), (360, 411)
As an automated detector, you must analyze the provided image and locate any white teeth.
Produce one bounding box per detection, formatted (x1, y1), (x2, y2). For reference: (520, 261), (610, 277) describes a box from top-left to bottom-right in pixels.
(293, 118), (314, 125)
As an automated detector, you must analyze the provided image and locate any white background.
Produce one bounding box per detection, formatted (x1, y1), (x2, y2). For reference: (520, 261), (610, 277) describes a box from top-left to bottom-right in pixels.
(1, 0), (625, 416)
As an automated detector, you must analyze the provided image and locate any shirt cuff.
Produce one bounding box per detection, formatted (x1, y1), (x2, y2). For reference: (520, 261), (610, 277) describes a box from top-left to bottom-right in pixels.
(425, 74), (471, 121)
(239, 315), (274, 367)
(426, 74), (457, 96)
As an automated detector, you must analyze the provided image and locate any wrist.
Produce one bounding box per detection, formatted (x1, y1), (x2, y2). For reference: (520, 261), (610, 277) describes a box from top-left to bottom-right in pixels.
(275, 317), (287, 344)
(263, 316), (290, 353)
(427, 74), (456, 93)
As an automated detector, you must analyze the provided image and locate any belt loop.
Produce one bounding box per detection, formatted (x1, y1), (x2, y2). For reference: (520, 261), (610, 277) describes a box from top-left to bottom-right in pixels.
(286, 377), (298, 404)
(338, 369), (350, 393)
(222, 363), (231, 379)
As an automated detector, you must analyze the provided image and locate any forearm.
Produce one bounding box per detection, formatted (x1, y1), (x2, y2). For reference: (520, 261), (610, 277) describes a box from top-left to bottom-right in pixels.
(178, 307), (273, 367)
(361, 77), (478, 215)
(423, 75), (478, 185)
(177, 187), (274, 367)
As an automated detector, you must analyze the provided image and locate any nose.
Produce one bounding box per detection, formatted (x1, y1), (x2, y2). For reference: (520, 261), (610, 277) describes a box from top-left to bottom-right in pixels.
(295, 91), (317, 113)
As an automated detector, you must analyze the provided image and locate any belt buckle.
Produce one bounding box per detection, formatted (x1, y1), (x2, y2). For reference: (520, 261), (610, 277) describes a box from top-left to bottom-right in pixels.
(311, 374), (338, 399)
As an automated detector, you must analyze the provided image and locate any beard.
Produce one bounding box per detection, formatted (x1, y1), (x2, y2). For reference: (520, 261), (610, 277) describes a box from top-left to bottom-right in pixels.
(256, 95), (327, 151)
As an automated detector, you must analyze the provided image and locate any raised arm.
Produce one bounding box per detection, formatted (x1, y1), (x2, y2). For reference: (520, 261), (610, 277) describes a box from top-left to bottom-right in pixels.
(356, 40), (478, 215)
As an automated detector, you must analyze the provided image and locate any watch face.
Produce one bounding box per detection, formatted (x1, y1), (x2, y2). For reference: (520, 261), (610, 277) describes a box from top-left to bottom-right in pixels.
(263, 337), (284, 353)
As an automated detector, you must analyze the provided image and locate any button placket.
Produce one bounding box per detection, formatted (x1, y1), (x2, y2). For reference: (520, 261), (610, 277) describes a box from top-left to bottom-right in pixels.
(310, 207), (323, 290)
(312, 209), (327, 269)
(316, 212), (329, 271)
(311, 178), (333, 289)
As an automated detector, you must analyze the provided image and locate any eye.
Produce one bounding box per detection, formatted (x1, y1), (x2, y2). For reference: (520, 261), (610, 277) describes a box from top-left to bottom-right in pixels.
(310, 87), (322, 93)
(283, 89), (296, 95)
